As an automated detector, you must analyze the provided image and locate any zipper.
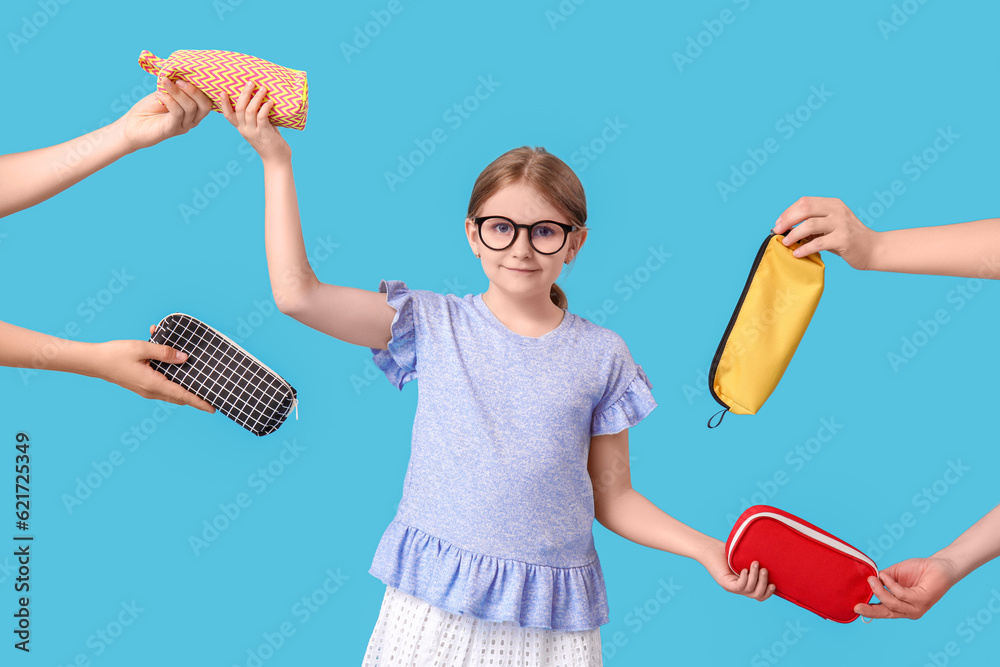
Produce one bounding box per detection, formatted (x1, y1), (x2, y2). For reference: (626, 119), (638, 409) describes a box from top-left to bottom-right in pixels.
(728, 511), (877, 571)
(158, 312), (298, 420)
(708, 232), (776, 409)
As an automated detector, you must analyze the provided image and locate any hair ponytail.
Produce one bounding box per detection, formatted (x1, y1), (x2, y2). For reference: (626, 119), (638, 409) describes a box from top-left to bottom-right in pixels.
(468, 147), (587, 309)
(550, 283), (568, 310)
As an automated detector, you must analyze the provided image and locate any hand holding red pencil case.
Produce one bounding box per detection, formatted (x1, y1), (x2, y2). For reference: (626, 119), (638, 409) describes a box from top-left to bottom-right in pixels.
(726, 505), (878, 622)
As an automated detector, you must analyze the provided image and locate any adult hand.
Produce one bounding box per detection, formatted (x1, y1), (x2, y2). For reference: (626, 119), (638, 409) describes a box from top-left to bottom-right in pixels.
(89, 337), (216, 413)
(120, 78), (214, 152)
(773, 196), (879, 269)
(854, 557), (960, 620)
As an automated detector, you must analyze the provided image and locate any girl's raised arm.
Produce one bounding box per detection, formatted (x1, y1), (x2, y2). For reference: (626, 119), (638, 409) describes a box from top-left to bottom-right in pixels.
(221, 82), (396, 350)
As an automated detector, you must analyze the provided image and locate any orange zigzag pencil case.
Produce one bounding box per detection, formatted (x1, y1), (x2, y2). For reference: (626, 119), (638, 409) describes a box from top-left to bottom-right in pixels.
(138, 49), (309, 130)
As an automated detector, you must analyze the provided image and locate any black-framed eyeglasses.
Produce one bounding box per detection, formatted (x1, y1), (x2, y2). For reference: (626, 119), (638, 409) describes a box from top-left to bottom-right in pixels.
(472, 216), (580, 255)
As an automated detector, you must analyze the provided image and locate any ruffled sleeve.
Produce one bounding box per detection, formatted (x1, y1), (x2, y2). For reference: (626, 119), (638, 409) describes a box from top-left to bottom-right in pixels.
(371, 280), (417, 390)
(591, 364), (656, 436)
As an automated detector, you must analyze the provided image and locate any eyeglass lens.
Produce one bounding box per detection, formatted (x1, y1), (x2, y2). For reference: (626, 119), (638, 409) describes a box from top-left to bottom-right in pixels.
(479, 217), (568, 254)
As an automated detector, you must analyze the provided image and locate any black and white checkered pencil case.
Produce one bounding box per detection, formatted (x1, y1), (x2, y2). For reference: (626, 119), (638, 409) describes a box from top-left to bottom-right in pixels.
(149, 313), (298, 436)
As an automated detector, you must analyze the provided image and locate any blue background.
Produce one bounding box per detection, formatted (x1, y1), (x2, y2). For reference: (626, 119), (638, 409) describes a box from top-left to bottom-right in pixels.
(2, 0), (998, 665)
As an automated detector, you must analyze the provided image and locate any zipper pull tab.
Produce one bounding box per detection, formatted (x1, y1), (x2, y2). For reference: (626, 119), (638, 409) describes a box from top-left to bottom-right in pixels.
(293, 398), (299, 420)
(707, 408), (728, 429)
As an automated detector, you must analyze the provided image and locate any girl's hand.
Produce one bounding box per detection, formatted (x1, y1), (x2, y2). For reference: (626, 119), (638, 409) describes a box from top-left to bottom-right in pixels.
(699, 538), (776, 601)
(88, 336), (216, 413)
(120, 78), (214, 152)
(773, 196), (879, 269)
(219, 80), (291, 164)
(854, 557), (960, 620)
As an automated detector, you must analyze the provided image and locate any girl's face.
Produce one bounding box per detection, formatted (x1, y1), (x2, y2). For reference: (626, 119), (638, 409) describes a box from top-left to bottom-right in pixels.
(465, 182), (587, 304)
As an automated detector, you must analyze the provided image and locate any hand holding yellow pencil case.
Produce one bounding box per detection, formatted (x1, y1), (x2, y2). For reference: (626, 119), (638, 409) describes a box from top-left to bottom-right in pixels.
(138, 49), (309, 130)
(708, 233), (824, 427)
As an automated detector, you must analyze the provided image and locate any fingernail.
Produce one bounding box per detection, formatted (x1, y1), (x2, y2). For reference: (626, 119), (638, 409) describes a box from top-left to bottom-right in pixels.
(176, 79), (188, 88)
(176, 351), (188, 361)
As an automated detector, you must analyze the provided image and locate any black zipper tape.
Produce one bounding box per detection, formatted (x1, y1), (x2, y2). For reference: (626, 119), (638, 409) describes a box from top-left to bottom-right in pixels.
(708, 232), (777, 410)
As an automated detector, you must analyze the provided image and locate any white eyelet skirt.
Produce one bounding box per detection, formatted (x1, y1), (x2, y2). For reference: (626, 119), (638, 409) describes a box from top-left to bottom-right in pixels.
(362, 585), (603, 666)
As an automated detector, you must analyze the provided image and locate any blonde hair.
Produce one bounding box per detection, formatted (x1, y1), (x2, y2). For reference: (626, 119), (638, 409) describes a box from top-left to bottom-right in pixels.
(467, 147), (587, 309)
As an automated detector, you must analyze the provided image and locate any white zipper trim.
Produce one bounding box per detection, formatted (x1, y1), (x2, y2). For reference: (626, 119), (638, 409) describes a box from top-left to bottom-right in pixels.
(158, 312), (298, 420)
(728, 511), (877, 571)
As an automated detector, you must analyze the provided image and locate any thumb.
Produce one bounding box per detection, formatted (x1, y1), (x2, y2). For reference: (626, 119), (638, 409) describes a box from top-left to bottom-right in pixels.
(126, 93), (165, 119)
(145, 342), (189, 364)
(132, 91), (167, 112)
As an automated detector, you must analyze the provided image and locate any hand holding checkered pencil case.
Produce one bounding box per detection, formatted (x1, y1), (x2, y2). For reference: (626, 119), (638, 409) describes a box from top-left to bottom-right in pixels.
(149, 313), (297, 436)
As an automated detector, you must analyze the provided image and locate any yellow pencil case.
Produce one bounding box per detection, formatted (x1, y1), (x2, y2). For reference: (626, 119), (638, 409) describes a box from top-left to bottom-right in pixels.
(138, 49), (309, 130)
(708, 233), (824, 427)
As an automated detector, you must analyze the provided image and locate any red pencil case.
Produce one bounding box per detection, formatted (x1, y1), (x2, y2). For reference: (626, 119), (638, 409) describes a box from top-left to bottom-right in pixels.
(726, 505), (878, 623)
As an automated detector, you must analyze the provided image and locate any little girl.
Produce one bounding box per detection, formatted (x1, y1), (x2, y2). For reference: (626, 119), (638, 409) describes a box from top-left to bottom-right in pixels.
(222, 81), (774, 666)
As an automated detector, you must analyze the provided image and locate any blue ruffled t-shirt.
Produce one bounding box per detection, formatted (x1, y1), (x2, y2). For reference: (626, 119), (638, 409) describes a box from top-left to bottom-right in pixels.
(368, 280), (657, 631)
